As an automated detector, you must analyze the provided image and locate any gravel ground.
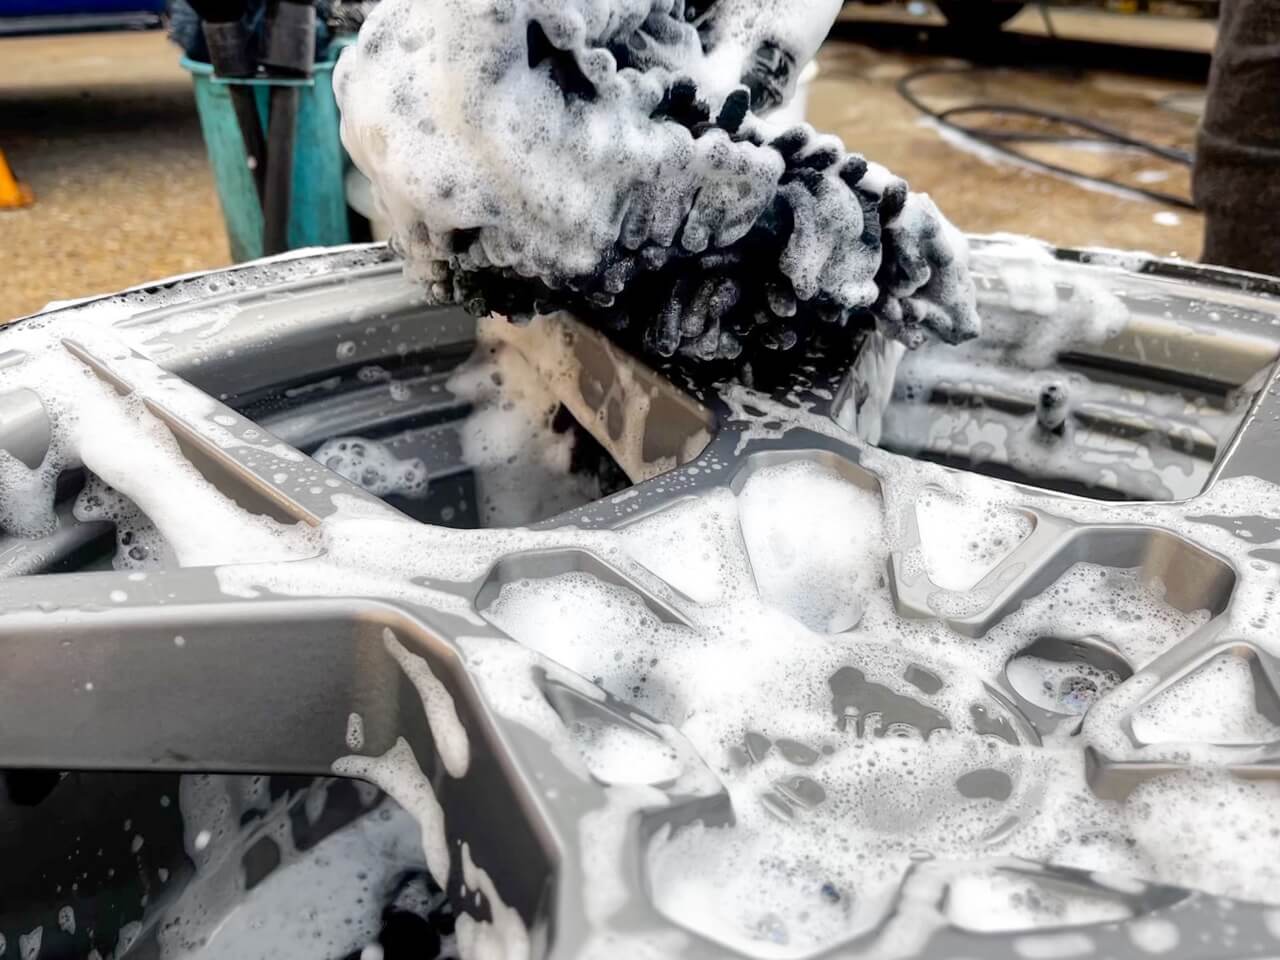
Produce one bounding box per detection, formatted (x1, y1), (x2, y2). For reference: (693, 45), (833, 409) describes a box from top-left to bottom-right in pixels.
(0, 16), (1212, 320)
(0, 30), (230, 319)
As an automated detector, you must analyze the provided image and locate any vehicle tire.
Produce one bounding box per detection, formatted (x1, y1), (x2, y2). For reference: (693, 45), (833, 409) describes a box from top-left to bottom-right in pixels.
(935, 0), (1025, 31)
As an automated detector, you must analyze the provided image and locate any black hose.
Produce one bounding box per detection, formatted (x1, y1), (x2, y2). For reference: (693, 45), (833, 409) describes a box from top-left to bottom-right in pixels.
(895, 64), (1197, 210)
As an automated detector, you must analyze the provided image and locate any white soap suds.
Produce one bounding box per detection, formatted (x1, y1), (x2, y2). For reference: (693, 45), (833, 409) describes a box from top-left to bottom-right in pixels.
(1265, 909), (1280, 939)
(479, 454), (1234, 952)
(0, 317), (320, 567)
(568, 719), (683, 784)
(964, 236), (1127, 369)
(446, 321), (614, 525)
(1006, 654), (1125, 717)
(312, 436), (429, 500)
(347, 712), (365, 750)
(1124, 772), (1280, 902)
(946, 870), (1132, 932)
(486, 571), (702, 726)
(383, 627), (470, 778)
(873, 235), (1251, 502)
(18, 927), (40, 960)
(469, 434), (1280, 952)
(622, 491), (738, 604)
(334, 738), (451, 890)
(73, 473), (171, 570)
(914, 485), (1032, 591)
(454, 843), (530, 960)
(737, 458), (883, 633)
(1127, 916), (1179, 953)
(1131, 653), (1280, 745)
(161, 780), (423, 960)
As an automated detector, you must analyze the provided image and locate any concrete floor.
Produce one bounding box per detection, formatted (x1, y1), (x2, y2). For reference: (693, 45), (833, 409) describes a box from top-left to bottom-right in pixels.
(0, 14), (1211, 319)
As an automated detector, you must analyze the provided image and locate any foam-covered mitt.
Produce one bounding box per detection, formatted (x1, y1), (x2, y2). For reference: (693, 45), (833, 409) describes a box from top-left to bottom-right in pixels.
(335, 0), (979, 369)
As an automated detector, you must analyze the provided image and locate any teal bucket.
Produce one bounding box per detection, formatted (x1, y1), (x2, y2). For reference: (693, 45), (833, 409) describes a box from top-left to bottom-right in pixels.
(182, 40), (353, 262)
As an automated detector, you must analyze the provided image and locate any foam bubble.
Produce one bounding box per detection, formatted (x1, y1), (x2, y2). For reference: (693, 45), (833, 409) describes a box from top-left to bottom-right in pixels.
(19, 927), (42, 960)
(914, 485), (1032, 592)
(333, 738), (451, 890)
(446, 321), (614, 525)
(737, 458), (884, 632)
(383, 627), (470, 778)
(568, 719), (683, 784)
(162, 786), (426, 960)
(312, 435), (429, 500)
(1127, 916), (1179, 954)
(1124, 771), (1280, 903)
(946, 871), (1132, 933)
(1131, 653), (1280, 746)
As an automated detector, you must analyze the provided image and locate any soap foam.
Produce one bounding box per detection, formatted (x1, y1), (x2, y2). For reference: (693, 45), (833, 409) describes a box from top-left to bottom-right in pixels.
(0, 318), (318, 568)
(73, 473), (171, 570)
(158, 773), (404, 959)
(446, 322), (613, 525)
(383, 627), (471, 778)
(914, 484), (1032, 592)
(455, 842), (531, 960)
(1131, 652), (1280, 746)
(622, 489), (742, 604)
(312, 435), (430, 500)
(737, 458), (883, 633)
(568, 718), (684, 784)
(167, 801), (427, 960)
(1124, 771), (1280, 902)
(945, 870), (1133, 933)
(334, 738), (452, 890)
(1005, 653), (1126, 717)
(1126, 916), (1179, 954)
(479, 451), (1255, 953)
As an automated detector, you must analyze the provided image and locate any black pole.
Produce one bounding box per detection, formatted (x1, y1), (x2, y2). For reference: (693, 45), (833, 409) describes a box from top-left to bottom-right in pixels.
(263, 85), (300, 254)
(189, 2), (268, 205)
(229, 85), (269, 203)
(259, 0), (316, 255)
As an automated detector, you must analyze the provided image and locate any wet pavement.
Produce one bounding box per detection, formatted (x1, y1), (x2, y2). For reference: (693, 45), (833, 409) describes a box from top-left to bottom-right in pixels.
(808, 36), (1205, 258)
(0, 11), (1216, 319)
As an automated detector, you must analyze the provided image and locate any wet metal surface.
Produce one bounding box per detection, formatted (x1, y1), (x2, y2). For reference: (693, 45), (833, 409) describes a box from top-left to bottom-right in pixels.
(0, 242), (1279, 956)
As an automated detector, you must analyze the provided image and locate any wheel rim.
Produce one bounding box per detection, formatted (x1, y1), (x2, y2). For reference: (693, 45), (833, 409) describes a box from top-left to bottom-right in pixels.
(1, 240), (1280, 958)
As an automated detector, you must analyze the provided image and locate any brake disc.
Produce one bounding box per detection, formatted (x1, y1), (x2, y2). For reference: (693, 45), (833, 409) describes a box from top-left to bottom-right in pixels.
(1, 240), (1279, 959)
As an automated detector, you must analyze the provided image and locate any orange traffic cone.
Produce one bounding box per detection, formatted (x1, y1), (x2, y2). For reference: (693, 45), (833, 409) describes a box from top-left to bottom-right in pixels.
(0, 150), (33, 209)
